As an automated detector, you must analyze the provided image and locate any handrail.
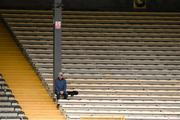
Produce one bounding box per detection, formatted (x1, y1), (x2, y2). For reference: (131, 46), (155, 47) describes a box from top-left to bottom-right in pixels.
(80, 115), (125, 120)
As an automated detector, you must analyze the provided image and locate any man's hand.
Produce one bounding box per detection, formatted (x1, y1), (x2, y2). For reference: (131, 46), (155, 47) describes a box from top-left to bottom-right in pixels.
(60, 91), (64, 94)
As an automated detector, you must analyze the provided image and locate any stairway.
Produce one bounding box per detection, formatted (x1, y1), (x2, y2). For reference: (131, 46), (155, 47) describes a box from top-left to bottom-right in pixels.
(0, 77), (28, 120)
(0, 20), (64, 120)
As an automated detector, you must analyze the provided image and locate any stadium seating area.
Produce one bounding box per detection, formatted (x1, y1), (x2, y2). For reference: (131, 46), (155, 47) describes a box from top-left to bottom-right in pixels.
(0, 9), (180, 120)
(0, 75), (28, 120)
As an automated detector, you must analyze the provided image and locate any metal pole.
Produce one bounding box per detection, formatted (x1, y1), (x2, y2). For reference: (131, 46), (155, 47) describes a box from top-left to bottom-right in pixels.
(53, 0), (62, 96)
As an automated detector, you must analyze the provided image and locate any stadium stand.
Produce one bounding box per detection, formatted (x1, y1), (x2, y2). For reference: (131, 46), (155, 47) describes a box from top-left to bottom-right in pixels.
(1, 9), (180, 120)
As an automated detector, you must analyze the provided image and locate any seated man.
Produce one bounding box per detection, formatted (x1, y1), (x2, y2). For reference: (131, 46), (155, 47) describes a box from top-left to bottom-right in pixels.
(55, 72), (68, 100)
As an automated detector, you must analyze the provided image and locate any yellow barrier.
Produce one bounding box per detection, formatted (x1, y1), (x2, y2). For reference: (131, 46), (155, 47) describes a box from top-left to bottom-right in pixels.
(80, 115), (125, 120)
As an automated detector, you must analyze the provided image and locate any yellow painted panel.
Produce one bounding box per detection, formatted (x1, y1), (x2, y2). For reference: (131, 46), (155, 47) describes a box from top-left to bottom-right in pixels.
(0, 22), (64, 120)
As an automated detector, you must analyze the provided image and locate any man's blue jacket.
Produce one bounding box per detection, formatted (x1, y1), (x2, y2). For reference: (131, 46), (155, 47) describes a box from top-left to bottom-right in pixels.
(55, 78), (67, 92)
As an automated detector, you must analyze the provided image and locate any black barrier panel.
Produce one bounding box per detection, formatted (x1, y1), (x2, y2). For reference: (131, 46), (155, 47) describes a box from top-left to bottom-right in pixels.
(0, 0), (53, 10)
(0, 0), (180, 14)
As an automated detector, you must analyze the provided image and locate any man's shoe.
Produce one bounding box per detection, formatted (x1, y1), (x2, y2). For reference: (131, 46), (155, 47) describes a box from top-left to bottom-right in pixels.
(53, 97), (56, 102)
(56, 104), (60, 109)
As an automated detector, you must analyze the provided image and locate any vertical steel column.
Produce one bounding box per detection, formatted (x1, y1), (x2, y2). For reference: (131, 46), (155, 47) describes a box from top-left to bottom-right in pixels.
(53, 0), (62, 95)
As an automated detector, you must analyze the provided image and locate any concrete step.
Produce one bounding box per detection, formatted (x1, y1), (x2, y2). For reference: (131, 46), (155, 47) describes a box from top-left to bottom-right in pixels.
(11, 27), (180, 33)
(58, 99), (180, 106)
(31, 58), (180, 65)
(42, 73), (180, 80)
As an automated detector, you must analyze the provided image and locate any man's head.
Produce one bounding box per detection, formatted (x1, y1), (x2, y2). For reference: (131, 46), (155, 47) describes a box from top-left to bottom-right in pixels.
(58, 72), (64, 80)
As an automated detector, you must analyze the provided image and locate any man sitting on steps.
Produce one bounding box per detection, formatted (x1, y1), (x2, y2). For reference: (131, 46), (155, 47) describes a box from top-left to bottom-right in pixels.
(55, 72), (68, 100)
